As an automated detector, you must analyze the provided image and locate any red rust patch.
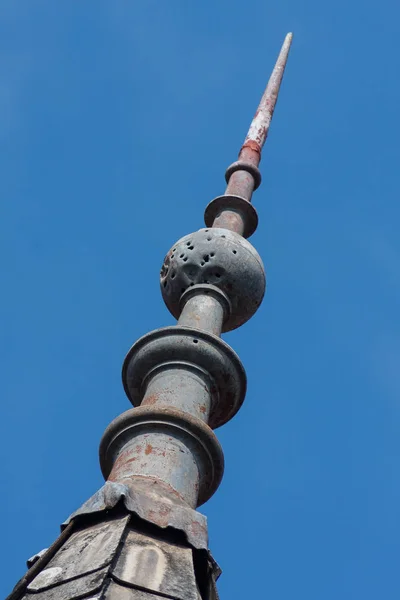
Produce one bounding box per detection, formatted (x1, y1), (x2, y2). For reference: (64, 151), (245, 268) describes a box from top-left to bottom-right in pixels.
(142, 394), (159, 406)
(190, 519), (207, 537)
(241, 139), (261, 154)
(145, 443), (153, 455)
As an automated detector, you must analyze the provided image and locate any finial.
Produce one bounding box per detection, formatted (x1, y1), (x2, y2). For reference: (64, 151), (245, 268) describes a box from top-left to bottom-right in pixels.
(206, 33), (293, 237)
(6, 32), (294, 600)
(239, 32), (293, 167)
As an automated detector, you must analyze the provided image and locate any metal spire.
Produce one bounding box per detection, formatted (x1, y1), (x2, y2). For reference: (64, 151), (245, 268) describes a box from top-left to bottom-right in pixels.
(240, 32), (293, 167)
(207, 32), (293, 236)
(8, 35), (292, 600)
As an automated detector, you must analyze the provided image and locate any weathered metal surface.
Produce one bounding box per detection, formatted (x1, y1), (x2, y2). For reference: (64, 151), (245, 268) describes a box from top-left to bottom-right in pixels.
(204, 195), (259, 239)
(213, 33), (292, 234)
(142, 362), (213, 423)
(20, 512), (217, 599)
(225, 161), (262, 190)
(224, 169), (257, 207)
(103, 580), (186, 599)
(7, 522), (75, 600)
(112, 529), (198, 600)
(122, 326), (246, 429)
(28, 516), (129, 591)
(23, 567), (109, 600)
(161, 228), (265, 331)
(8, 36), (294, 600)
(19, 516), (219, 599)
(27, 549), (48, 569)
(239, 33), (293, 166)
(100, 406), (224, 507)
(179, 284), (231, 321)
(178, 292), (225, 337)
(65, 480), (210, 550)
(109, 431), (201, 508)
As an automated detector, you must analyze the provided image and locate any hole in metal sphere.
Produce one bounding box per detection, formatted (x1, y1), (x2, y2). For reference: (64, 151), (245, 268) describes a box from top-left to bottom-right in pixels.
(232, 250), (237, 254)
(186, 241), (191, 246)
(180, 254), (185, 258)
(210, 252), (215, 257)
(205, 229), (209, 232)
(207, 237), (212, 241)
(183, 257), (188, 262)
(171, 272), (176, 279)
(221, 235), (226, 238)
(215, 273), (221, 278)
(188, 245), (194, 250)
(193, 339), (198, 344)
(200, 262), (205, 266)
(190, 282), (194, 286)
(203, 255), (210, 263)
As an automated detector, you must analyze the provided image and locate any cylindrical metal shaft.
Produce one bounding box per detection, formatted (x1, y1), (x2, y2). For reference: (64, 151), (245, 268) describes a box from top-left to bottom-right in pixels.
(178, 293), (225, 335)
(142, 365), (212, 422)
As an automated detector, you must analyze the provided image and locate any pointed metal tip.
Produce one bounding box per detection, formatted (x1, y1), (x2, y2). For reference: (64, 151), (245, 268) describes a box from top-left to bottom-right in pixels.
(239, 33), (293, 163)
(280, 33), (293, 57)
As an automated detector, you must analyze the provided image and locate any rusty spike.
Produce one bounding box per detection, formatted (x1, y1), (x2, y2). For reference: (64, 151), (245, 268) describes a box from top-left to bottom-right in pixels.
(240, 32), (293, 165)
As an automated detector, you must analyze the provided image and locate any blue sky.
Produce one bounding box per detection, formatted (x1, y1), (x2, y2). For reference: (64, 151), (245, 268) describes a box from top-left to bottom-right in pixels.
(2, 1), (400, 598)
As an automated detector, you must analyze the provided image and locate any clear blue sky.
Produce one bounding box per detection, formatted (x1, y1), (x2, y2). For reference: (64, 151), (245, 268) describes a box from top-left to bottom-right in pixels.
(2, 1), (400, 598)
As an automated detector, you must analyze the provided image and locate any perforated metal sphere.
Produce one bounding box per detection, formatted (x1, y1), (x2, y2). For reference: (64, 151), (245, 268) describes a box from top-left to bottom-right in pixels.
(160, 228), (266, 331)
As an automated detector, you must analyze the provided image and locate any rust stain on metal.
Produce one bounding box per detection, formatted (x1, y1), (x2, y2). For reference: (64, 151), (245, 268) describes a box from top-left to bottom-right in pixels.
(239, 32), (293, 168)
(147, 502), (171, 528)
(5, 37), (297, 594)
(190, 519), (208, 538)
(219, 32), (293, 215)
(143, 393), (159, 406)
(212, 210), (245, 235)
(241, 139), (262, 155)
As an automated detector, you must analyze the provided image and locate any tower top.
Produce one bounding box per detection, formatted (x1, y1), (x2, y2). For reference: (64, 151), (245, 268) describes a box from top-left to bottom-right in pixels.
(8, 34), (293, 600)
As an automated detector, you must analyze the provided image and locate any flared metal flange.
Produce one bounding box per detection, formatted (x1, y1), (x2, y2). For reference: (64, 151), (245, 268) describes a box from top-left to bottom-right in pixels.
(225, 161), (262, 190)
(204, 195), (259, 239)
(99, 405), (224, 506)
(122, 326), (246, 429)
